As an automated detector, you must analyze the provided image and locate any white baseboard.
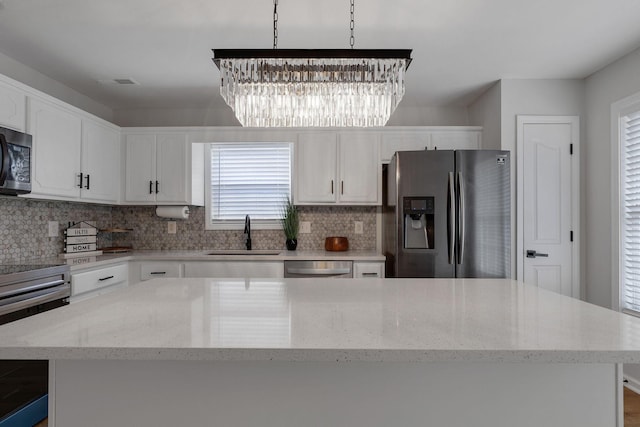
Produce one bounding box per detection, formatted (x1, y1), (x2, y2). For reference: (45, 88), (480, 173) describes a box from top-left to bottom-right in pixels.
(624, 374), (640, 394)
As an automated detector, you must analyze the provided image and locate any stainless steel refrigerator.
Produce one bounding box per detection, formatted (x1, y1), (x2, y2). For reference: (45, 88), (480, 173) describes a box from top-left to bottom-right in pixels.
(382, 150), (510, 278)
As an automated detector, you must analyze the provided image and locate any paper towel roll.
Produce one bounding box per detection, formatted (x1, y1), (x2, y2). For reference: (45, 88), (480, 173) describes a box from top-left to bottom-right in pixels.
(155, 206), (190, 219)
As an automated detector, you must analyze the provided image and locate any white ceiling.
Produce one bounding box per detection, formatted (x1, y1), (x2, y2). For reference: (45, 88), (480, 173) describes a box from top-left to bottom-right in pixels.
(0, 0), (639, 112)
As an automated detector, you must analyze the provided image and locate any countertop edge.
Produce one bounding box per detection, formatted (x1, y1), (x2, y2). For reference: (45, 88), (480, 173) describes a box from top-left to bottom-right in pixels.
(68, 250), (385, 272)
(0, 348), (638, 364)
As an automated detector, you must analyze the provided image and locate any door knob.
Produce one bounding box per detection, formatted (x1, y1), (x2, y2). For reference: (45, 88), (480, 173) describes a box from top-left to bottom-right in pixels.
(526, 250), (549, 258)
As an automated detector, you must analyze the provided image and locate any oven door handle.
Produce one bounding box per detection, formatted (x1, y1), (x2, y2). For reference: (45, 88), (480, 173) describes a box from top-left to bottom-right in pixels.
(0, 285), (70, 317)
(0, 134), (9, 186)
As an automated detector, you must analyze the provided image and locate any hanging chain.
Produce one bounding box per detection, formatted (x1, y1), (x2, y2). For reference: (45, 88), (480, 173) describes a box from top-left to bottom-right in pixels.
(273, 0), (279, 49)
(349, 0), (355, 49)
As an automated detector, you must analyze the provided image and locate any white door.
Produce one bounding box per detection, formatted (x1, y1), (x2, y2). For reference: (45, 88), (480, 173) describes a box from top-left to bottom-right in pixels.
(517, 116), (579, 297)
(28, 98), (82, 198)
(156, 133), (188, 203)
(81, 119), (120, 203)
(338, 132), (380, 204)
(124, 134), (156, 202)
(295, 132), (337, 204)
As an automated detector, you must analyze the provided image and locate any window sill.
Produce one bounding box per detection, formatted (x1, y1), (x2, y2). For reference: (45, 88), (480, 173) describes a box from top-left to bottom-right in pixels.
(206, 220), (283, 231)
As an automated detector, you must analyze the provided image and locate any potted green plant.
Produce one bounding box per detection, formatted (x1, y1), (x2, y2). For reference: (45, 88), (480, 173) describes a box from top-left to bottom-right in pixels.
(281, 196), (299, 251)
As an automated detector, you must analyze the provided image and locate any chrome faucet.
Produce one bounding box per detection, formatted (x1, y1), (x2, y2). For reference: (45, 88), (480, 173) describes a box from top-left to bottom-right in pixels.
(244, 214), (251, 250)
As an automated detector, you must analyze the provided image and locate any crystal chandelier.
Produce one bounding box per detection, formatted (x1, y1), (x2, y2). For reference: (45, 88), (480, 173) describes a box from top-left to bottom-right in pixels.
(212, 0), (412, 127)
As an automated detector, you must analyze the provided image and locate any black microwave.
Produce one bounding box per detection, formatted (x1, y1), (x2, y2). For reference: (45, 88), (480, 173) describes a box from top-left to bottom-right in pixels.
(0, 126), (32, 195)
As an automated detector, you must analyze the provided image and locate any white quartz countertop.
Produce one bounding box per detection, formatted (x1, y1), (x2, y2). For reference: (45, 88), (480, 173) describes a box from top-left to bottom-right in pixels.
(64, 250), (385, 271)
(2, 278), (640, 363)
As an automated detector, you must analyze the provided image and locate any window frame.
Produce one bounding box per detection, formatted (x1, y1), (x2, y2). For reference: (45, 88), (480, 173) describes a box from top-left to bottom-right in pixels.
(612, 91), (640, 315)
(204, 141), (294, 231)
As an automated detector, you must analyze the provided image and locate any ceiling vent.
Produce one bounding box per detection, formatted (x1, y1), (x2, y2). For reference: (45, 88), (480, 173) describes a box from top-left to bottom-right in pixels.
(98, 78), (140, 85)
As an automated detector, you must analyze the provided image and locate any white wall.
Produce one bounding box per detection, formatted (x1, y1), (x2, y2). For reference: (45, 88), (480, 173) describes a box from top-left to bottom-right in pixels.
(0, 51), (113, 122)
(468, 81), (502, 149)
(584, 47), (640, 310)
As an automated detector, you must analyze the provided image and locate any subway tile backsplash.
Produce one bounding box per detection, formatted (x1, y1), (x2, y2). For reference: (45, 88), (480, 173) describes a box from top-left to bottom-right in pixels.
(0, 197), (377, 263)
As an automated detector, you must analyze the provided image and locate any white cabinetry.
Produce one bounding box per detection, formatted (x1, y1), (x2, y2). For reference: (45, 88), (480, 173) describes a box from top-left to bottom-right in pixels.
(353, 262), (385, 278)
(380, 128), (482, 163)
(81, 119), (120, 203)
(29, 97), (83, 198)
(27, 97), (120, 202)
(431, 130), (480, 150)
(140, 262), (183, 281)
(0, 80), (26, 131)
(71, 263), (128, 301)
(124, 132), (204, 205)
(295, 131), (380, 205)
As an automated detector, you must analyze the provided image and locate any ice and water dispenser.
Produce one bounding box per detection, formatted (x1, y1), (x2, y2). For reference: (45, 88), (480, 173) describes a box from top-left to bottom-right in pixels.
(403, 197), (435, 249)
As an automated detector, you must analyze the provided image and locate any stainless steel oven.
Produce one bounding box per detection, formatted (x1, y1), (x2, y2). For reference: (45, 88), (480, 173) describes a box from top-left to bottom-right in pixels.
(0, 263), (70, 426)
(0, 126), (32, 196)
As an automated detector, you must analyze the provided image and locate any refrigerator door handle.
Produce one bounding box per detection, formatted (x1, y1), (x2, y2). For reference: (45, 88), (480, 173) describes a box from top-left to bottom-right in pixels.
(457, 171), (466, 265)
(448, 171), (455, 264)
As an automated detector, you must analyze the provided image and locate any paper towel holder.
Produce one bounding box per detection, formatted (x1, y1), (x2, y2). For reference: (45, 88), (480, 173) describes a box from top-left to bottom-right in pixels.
(155, 205), (190, 220)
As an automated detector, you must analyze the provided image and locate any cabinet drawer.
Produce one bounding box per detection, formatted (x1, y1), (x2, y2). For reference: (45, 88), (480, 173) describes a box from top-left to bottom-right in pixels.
(140, 262), (183, 281)
(353, 262), (384, 278)
(72, 263), (128, 296)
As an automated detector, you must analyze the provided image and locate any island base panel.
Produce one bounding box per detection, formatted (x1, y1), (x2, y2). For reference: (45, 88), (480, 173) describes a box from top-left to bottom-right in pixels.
(51, 360), (618, 427)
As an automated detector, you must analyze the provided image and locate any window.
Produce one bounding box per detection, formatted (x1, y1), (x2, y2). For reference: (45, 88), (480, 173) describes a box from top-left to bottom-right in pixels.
(206, 142), (292, 230)
(622, 109), (640, 314)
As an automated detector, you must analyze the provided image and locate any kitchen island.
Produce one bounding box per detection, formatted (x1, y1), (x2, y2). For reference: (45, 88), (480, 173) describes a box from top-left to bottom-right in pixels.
(0, 277), (638, 426)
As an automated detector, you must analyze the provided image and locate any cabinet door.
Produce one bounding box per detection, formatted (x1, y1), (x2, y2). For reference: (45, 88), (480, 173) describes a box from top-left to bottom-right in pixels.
(28, 98), (82, 198)
(125, 134), (156, 202)
(81, 119), (120, 203)
(380, 132), (431, 163)
(431, 131), (480, 150)
(156, 133), (188, 203)
(338, 133), (380, 204)
(353, 262), (385, 278)
(0, 81), (26, 132)
(295, 132), (338, 203)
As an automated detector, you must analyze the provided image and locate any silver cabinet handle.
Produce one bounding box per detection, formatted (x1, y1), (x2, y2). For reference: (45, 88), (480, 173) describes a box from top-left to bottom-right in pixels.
(526, 250), (549, 258)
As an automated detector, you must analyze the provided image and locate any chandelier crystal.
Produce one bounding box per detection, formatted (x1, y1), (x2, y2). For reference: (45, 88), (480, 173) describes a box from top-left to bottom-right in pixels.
(212, 0), (411, 127)
(213, 50), (411, 127)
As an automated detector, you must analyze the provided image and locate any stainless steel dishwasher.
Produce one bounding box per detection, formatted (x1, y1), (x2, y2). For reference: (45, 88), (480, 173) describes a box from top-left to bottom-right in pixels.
(284, 260), (353, 278)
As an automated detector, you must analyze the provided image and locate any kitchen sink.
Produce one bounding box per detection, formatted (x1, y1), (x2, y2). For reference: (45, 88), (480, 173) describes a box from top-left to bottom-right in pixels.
(206, 250), (282, 256)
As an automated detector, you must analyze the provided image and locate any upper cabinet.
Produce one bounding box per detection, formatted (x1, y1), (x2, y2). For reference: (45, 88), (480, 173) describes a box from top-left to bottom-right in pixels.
(380, 128), (482, 163)
(124, 132), (204, 206)
(28, 97), (83, 199)
(295, 131), (380, 205)
(0, 80), (26, 132)
(81, 119), (121, 203)
(27, 97), (120, 203)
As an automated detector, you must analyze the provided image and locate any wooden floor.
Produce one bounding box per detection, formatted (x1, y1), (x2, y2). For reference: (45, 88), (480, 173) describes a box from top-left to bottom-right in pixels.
(626, 386), (640, 427)
(29, 387), (640, 427)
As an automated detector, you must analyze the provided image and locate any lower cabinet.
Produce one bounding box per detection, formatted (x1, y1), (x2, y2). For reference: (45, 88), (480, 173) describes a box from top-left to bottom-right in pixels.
(183, 262), (284, 279)
(353, 262), (385, 278)
(71, 262), (128, 301)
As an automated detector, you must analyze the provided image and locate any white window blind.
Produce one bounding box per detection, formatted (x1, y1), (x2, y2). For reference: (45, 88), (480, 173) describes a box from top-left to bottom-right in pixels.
(209, 143), (292, 222)
(622, 111), (640, 314)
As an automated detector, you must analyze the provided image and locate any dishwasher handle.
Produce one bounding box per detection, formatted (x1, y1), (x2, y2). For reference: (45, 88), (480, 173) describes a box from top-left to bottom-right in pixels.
(286, 268), (352, 276)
